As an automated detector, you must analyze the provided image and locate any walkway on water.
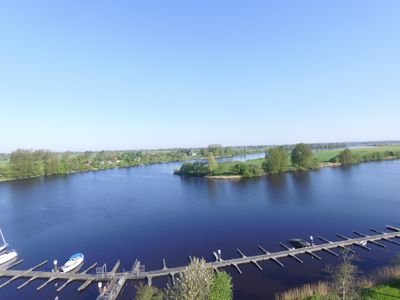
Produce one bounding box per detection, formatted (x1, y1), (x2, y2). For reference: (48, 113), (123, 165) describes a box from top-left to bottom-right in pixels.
(0, 225), (399, 299)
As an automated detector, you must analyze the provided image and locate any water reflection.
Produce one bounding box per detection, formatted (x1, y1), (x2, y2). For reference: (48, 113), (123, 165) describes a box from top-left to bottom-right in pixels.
(206, 179), (218, 202)
(264, 173), (290, 205)
(290, 171), (313, 204)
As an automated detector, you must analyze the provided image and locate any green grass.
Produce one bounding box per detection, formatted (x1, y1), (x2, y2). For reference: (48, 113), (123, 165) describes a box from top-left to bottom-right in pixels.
(362, 279), (400, 299)
(313, 149), (342, 162)
(245, 158), (264, 167)
(0, 160), (8, 167)
(313, 146), (400, 162)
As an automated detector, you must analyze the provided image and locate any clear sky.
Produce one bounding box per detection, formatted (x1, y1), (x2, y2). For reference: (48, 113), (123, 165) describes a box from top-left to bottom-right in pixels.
(1, 1), (399, 152)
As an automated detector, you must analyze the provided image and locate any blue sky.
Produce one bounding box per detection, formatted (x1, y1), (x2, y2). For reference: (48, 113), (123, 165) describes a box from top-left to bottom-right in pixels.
(0, 1), (399, 152)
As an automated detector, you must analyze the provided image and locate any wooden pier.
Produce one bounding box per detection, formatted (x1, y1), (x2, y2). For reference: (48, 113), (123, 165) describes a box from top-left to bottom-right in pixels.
(0, 225), (399, 300)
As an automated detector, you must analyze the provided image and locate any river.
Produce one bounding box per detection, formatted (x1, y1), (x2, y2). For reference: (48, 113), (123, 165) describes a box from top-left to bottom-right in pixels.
(0, 156), (399, 299)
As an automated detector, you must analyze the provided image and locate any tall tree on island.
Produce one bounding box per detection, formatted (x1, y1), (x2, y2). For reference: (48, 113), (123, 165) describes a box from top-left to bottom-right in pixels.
(207, 153), (218, 175)
(338, 148), (353, 165)
(263, 147), (290, 174)
(291, 143), (314, 169)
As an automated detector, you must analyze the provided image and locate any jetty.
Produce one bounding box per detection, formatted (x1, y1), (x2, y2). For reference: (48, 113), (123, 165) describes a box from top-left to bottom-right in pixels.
(0, 225), (399, 300)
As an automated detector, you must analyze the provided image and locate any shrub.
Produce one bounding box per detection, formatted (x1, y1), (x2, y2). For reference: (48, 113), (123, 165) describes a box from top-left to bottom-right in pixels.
(210, 271), (233, 300)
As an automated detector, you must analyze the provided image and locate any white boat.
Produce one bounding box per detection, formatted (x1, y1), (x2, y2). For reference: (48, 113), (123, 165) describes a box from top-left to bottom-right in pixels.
(359, 240), (368, 246)
(0, 250), (18, 265)
(0, 228), (8, 253)
(60, 253), (84, 273)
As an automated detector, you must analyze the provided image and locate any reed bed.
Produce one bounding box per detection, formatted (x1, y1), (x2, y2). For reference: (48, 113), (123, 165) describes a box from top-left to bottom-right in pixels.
(275, 281), (330, 300)
(275, 265), (400, 300)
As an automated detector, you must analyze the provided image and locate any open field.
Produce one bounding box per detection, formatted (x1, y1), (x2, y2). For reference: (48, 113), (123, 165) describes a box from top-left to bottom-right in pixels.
(313, 145), (400, 162)
(237, 146), (400, 166)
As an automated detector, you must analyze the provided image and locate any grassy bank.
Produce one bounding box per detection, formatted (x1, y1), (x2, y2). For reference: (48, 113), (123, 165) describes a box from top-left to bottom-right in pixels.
(276, 264), (400, 300)
(363, 279), (400, 299)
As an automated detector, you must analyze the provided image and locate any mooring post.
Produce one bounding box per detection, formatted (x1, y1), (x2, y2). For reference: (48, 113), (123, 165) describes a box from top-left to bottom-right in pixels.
(217, 249), (222, 262)
(98, 282), (102, 294)
(53, 260), (58, 273)
(147, 276), (153, 286)
(170, 273), (175, 285)
(213, 251), (219, 261)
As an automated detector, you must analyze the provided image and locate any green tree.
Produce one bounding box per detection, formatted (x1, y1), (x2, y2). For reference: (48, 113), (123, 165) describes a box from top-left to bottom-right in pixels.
(233, 162), (250, 176)
(263, 147), (289, 174)
(207, 153), (218, 174)
(326, 250), (360, 300)
(43, 151), (61, 175)
(166, 258), (214, 300)
(210, 271), (233, 300)
(291, 143), (314, 169)
(338, 149), (353, 165)
(135, 283), (164, 300)
(233, 162), (263, 177)
(9, 149), (38, 178)
(208, 144), (224, 156)
(177, 162), (208, 176)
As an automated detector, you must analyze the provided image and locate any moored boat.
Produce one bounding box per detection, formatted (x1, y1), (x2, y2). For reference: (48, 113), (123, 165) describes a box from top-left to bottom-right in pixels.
(60, 253), (84, 273)
(0, 250), (18, 265)
(289, 238), (311, 249)
(0, 228), (8, 253)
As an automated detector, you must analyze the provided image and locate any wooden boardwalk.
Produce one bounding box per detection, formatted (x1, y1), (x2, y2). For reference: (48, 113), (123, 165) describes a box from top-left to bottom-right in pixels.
(0, 225), (399, 300)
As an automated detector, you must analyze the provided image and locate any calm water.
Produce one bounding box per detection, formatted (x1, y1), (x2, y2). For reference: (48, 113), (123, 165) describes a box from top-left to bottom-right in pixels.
(0, 158), (400, 300)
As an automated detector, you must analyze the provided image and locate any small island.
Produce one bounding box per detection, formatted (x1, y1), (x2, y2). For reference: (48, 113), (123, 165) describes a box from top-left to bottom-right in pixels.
(175, 144), (400, 179)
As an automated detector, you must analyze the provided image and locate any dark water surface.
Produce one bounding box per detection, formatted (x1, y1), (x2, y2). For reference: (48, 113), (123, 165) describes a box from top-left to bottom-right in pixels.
(0, 158), (400, 300)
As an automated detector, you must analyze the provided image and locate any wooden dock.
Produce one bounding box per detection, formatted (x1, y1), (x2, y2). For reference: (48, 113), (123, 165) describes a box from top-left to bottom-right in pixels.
(0, 225), (399, 300)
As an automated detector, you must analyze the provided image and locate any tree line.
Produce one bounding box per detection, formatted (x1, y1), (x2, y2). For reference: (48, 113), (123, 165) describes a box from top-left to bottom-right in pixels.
(0, 145), (267, 180)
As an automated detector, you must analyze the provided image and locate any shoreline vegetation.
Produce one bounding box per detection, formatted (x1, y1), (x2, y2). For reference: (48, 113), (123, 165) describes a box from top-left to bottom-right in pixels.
(1, 143), (399, 183)
(175, 144), (400, 179)
(0, 144), (266, 182)
(276, 252), (400, 300)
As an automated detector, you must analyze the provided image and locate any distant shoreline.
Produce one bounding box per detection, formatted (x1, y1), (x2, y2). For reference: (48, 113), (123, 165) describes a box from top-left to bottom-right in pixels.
(0, 152), (264, 183)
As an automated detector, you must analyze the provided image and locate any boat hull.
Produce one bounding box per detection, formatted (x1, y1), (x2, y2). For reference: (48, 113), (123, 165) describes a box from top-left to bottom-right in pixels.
(0, 250), (18, 265)
(60, 254), (84, 273)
